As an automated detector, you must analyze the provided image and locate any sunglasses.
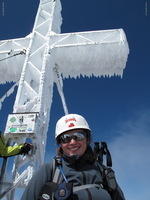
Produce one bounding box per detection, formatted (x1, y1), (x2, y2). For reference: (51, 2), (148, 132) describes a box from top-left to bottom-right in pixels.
(59, 132), (86, 144)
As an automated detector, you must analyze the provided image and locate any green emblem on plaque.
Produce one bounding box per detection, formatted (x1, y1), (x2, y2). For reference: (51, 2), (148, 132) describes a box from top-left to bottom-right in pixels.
(10, 127), (17, 132)
(10, 117), (16, 123)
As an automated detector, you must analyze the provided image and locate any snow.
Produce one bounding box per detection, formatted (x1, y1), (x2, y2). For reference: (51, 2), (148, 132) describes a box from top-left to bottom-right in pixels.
(0, 37), (30, 84)
(0, 82), (18, 110)
(0, 29), (129, 84)
(51, 29), (129, 79)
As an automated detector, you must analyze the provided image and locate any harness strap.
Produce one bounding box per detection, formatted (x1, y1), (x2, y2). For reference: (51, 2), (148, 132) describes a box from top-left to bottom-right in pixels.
(52, 159), (63, 184)
(53, 167), (60, 183)
(73, 184), (101, 192)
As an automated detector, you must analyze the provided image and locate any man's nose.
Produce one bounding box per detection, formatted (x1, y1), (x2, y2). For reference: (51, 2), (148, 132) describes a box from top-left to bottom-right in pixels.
(69, 138), (77, 144)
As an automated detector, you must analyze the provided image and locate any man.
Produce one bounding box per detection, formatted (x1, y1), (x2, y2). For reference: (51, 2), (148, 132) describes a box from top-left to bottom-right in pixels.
(21, 114), (126, 200)
(0, 132), (32, 157)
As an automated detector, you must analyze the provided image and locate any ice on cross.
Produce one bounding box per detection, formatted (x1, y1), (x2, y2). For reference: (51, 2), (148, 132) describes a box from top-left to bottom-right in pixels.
(0, 0), (129, 199)
(0, 0), (129, 84)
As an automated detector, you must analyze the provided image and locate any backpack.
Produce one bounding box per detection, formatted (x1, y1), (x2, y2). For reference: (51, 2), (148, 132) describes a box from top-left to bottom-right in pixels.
(94, 142), (125, 200)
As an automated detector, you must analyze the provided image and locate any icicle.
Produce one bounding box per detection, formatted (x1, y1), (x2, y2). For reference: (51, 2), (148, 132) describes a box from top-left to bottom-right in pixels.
(0, 102), (2, 110)
(53, 65), (68, 115)
(0, 82), (18, 111)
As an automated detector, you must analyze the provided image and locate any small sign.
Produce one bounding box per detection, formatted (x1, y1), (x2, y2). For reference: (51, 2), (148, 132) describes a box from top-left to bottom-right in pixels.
(4, 113), (38, 138)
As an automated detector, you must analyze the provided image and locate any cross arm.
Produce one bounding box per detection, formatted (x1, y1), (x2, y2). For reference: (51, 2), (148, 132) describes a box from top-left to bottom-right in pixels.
(0, 35), (31, 84)
(50, 29), (129, 79)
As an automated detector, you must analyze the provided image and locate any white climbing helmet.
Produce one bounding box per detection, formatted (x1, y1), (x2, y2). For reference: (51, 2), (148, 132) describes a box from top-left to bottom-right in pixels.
(55, 114), (91, 139)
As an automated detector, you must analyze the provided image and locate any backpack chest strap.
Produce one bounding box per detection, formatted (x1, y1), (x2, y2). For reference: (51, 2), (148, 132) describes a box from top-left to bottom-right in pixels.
(73, 184), (102, 192)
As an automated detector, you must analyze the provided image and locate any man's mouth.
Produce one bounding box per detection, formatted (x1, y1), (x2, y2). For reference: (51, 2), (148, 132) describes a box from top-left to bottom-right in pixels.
(68, 146), (80, 151)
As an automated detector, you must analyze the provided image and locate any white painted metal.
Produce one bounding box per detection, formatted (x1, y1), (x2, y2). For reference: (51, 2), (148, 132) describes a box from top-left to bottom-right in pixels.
(0, 0), (129, 199)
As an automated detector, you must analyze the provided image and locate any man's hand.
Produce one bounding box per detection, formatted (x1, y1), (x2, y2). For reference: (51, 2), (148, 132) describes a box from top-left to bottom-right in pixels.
(20, 143), (33, 155)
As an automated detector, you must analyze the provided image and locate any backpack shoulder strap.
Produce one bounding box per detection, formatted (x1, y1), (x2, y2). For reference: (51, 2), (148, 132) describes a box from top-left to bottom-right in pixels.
(96, 162), (117, 191)
(52, 158), (62, 184)
(96, 162), (126, 200)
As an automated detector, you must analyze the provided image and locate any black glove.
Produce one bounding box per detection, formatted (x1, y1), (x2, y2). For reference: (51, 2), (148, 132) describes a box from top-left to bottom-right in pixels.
(20, 143), (33, 155)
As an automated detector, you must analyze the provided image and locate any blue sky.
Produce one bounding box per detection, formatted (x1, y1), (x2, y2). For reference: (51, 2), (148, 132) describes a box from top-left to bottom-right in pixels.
(0, 0), (150, 199)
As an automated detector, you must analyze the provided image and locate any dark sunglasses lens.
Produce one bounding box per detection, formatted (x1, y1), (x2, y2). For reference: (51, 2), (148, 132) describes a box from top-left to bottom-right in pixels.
(73, 132), (85, 141)
(60, 132), (85, 143)
(62, 135), (72, 143)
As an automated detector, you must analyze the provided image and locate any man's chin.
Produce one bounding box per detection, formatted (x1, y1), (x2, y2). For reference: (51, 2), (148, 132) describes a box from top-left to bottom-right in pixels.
(69, 152), (79, 156)
(68, 151), (82, 157)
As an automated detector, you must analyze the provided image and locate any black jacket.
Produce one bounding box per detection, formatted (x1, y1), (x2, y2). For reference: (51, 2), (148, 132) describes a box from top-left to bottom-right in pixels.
(21, 147), (125, 200)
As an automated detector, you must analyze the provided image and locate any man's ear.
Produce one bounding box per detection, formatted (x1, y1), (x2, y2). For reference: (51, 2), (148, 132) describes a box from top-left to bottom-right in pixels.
(57, 146), (63, 156)
(86, 138), (90, 145)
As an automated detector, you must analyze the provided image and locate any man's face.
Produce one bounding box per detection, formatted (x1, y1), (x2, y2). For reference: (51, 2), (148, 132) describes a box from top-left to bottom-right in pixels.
(60, 129), (87, 157)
